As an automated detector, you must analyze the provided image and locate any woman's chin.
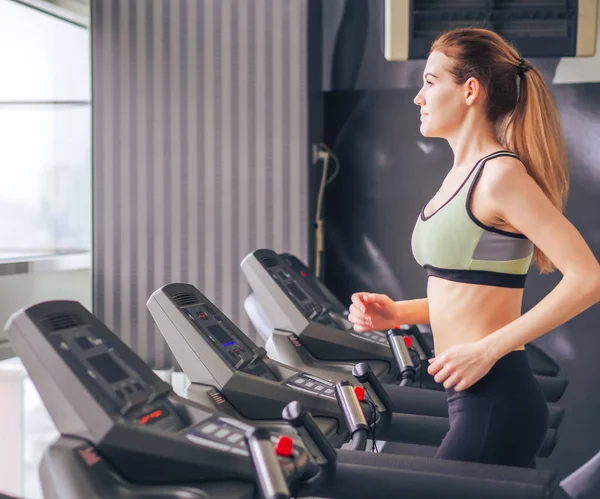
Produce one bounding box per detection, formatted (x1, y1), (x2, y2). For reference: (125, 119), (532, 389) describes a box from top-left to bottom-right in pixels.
(420, 125), (433, 137)
(419, 123), (442, 139)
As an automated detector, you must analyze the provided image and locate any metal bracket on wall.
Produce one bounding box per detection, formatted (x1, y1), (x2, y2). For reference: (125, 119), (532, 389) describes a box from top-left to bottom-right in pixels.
(312, 143), (329, 165)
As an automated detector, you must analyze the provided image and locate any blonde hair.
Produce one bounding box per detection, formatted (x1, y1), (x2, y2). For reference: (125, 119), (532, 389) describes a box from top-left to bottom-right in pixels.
(431, 28), (569, 273)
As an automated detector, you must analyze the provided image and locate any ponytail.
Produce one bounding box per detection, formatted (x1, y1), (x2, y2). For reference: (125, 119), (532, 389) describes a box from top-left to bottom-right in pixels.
(499, 65), (570, 273)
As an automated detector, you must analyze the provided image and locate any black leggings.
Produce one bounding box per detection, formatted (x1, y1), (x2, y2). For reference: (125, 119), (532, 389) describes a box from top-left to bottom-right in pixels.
(435, 350), (550, 468)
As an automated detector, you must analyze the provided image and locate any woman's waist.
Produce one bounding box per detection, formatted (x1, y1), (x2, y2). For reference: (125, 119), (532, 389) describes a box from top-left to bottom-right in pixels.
(427, 278), (524, 352)
(430, 314), (525, 354)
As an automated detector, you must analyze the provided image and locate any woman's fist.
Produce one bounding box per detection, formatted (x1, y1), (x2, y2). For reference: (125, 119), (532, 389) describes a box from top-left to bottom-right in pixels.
(347, 293), (399, 333)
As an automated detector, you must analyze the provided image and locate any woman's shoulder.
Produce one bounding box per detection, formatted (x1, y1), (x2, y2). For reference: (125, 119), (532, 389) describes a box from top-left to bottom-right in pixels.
(477, 154), (529, 197)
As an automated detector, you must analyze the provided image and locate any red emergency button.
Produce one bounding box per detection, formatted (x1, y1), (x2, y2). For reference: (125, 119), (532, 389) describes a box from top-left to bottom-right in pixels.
(403, 336), (412, 349)
(354, 386), (365, 402)
(275, 435), (294, 457)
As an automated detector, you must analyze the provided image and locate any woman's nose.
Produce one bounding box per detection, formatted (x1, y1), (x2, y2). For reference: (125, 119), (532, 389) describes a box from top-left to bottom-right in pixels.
(414, 90), (424, 106)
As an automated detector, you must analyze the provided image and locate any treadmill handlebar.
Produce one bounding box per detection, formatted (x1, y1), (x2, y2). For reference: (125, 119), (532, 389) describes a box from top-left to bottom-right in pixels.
(334, 381), (369, 435)
(245, 428), (291, 499)
(352, 362), (392, 413)
(281, 401), (337, 467)
(402, 324), (434, 359)
(387, 329), (416, 384)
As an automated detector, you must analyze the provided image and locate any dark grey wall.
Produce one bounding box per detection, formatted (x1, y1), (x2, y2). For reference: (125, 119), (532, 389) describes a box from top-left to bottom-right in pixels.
(322, 0), (600, 485)
(92, 0), (310, 368)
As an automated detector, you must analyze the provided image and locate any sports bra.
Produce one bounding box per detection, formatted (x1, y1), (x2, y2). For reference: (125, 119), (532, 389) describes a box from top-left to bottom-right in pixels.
(411, 150), (534, 288)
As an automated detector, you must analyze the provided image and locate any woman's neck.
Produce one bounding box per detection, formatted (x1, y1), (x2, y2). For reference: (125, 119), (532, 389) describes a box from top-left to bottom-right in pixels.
(446, 115), (503, 170)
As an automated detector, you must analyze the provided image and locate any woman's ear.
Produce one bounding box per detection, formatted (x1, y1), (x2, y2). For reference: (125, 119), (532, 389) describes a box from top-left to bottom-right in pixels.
(464, 77), (482, 107)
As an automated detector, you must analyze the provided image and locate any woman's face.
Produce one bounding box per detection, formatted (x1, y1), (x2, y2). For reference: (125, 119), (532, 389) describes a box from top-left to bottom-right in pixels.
(413, 51), (469, 139)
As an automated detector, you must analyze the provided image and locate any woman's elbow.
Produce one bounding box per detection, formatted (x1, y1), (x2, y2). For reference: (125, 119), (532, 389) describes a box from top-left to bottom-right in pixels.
(584, 270), (600, 303)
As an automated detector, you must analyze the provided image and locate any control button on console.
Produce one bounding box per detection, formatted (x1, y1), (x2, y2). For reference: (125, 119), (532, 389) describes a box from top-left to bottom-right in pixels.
(354, 386), (365, 402)
(226, 433), (243, 444)
(214, 428), (231, 439)
(200, 423), (219, 435)
(275, 436), (294, 457)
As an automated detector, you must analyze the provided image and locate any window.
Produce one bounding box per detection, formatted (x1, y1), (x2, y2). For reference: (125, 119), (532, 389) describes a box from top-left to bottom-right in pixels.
(0, 0), (91, 261)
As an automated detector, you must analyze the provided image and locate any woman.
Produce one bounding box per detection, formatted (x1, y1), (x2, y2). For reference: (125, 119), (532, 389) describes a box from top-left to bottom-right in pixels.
(347, 28), (600, 468)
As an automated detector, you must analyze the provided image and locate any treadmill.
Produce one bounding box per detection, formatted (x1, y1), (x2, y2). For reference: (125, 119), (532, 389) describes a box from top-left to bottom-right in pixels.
(240, 249), (567, 404)
(4, 300), (567, 499)
(279, 251), (561, 377)
(4, 300), (328, 499)
(147, 282), (558, 458)
(278, 251), (566, 399)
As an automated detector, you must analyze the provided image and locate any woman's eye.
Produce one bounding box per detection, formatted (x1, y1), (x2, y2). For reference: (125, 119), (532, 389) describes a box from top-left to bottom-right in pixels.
(426, 80), (433, 87)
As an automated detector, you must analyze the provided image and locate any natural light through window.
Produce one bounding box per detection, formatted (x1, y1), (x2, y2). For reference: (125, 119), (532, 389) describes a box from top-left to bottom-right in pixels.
(0, 0), (91, 261)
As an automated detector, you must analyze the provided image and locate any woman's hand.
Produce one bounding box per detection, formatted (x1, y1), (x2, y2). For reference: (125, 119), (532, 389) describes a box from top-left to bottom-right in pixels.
(347, 292), (399, 333)
(427, 341), (498, 391)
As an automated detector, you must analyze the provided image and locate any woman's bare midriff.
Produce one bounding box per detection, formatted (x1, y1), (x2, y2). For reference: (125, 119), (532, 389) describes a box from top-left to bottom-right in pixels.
(427, 276), (526, 355)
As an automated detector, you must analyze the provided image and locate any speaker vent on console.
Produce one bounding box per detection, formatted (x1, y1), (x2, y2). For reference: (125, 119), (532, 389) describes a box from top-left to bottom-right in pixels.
(171, 292), (200, 308)
(43, 313), (85, 331)
(259, 256), (278, 268)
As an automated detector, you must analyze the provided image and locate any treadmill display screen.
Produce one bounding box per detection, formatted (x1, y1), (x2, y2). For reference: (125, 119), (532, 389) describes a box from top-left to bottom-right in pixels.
(87, 353), (129, 384)
(184, 301), (279, 381)
(266, 263), (345, 330)
(207, 323), (234, 346)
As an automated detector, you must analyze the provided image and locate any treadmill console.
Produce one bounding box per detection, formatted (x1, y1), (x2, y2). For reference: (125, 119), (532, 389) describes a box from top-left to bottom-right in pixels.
(280, 253), (344, 315)
(181, 301), (337, 400)
(185, 414), (256, 457)
(283, 372), (336, 401)
(278, 253), (390, 347)
(35, 311), (304, 463)
(349, 329), (389, 346)
(182, 302), (278, 381)
(159, 286), (338, 402)
(7, 300), (331, 495)
(261, 254), (391, 348)
(45, 323), (185, 431)
(265, 262), (344, 330)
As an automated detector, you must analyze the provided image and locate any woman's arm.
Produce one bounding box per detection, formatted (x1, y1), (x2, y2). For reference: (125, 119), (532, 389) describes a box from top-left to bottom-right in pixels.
(396, 298), (430, 325)
(482, 273), (600, 359)
(478, 159), (600, 358)
(349, 293), (430, 332)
